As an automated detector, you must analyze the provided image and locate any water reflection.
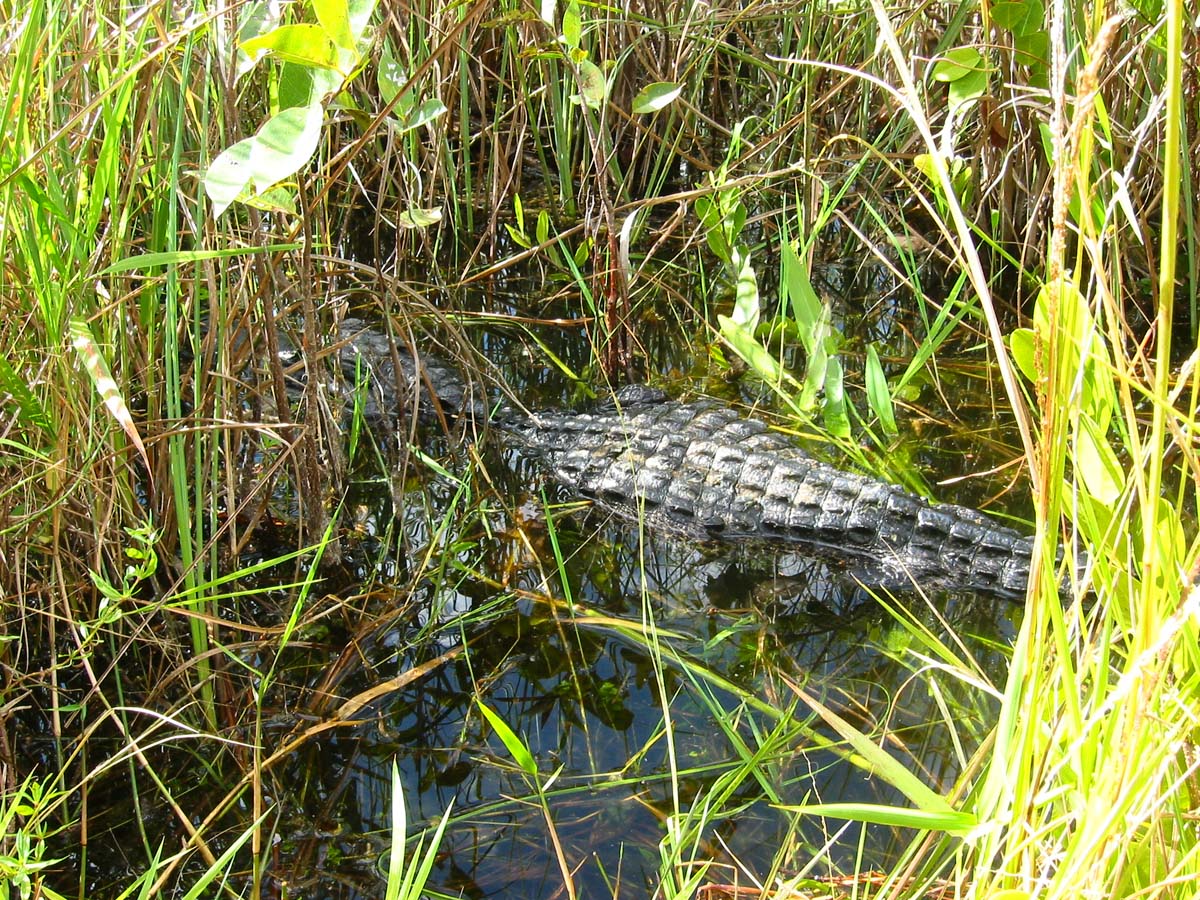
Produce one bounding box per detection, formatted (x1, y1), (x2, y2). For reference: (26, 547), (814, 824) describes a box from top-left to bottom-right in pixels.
(273, 471), (1016, 897)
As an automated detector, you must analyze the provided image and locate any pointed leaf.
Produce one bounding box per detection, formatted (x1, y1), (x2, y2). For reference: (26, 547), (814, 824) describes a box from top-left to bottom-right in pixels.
(396, 207), (442, 228)
(1075, 416), (1123, 505)
(932, 46), (985, 82)
(69, 318), (151, 475)
(0, 356), (52, 438)
(248, 103), (325, 194)
(631, 81), (681, 114)
(204, 138), (255, 217)
(781, 801), (975, 835)
(731, 251), (760, 331)
(789, 680), (963, 816)
(822, 356), (851, 439)
(561, 0), (581, 50)
(396, 97), (447, 133)
(477, 701), (537, 776)
(865, 345), (898, 436)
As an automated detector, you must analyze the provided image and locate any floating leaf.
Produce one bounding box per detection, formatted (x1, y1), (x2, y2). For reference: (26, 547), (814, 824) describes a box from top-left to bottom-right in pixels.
(631, 81), (681, 114)
(69, 318), (151, 476)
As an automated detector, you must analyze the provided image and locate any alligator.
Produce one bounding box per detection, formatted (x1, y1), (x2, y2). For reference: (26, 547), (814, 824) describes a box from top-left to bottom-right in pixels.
(321, 320), (1042, 599)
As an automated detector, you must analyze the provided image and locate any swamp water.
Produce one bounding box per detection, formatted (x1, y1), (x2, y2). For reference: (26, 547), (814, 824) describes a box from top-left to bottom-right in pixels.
(59, 263), (1027, 898)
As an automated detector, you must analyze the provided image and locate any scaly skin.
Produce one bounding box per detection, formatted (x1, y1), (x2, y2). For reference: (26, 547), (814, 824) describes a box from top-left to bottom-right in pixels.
(335, 322), (1037, 597)
(501, 396), (1036, 598)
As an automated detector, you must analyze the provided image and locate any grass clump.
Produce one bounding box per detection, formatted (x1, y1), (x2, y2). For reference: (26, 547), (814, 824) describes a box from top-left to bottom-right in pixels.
(1, 0), (1197, 896)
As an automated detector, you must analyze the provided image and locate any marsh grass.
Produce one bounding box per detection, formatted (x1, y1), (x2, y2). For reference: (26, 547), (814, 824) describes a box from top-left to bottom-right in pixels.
(1, 0), (1196, 896)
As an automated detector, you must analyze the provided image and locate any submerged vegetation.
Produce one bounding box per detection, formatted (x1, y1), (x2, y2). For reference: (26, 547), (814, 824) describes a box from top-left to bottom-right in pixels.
(1, 0), (1197, 896)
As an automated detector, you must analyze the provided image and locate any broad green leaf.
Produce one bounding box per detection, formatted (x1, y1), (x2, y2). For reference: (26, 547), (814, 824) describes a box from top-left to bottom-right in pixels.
(377, 47), (410, 109)
(731, 251), (760, 331)
(992, 0), (1043, 33)
(865, 345), (898, 436)
(396, 98), (447, 133)
(477, 700), (537, 776)
(781, 239), (822, 346)
(718, 316), (784, 384)
(1014, 30), (1049, 66)
(822, 357), (851, 439)
(249, 103), (325, 194)
(535, 210), (550, 245)
(346, 0), (378, 43)
(204, 138), (254, 217)
(572, 58), (607, 109)
(244, 186), (298, 215)
(513, 192), (525, 233)
(278, 61), (339, 109)
(69, 318), (151, 475)
(204, 104), (324, 216)
(1075, 415), (1123, 505)
(561, 0), (582, 50)
(313, 0), (354, 51)
(385, 761), (407, 900)
(949, 68), (988, 109)
(96, 244), (303, 276)
(573, 236), (591, 266)
(932, 46), (984, 83)
(800, 334), (827, 411)
(1009, 327), (1037, 381)
(397, 207), (442, 228)
(240, 24), (341, 72)
(236, 0), (284, 77)
(781, 802), (975, 835)
(631, 82), (681, 114)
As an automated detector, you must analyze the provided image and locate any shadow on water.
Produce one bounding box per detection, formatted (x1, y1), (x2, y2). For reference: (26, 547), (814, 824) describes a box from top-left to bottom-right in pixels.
(246, 263), (1026, 898)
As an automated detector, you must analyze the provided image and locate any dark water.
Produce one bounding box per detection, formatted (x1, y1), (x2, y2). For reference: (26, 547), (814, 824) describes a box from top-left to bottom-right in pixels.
(251, 265), (1024, 899)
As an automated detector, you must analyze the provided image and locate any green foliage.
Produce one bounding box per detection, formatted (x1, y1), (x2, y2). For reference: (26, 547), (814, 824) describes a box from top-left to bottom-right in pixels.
(205, 0), (379, 216)
(384, 761), (454, 900)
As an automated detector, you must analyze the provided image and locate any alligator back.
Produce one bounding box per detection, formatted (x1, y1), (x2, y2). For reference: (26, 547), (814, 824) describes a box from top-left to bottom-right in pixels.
(331, 322), (1037, 598)
(501, 395), (1037, 598)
